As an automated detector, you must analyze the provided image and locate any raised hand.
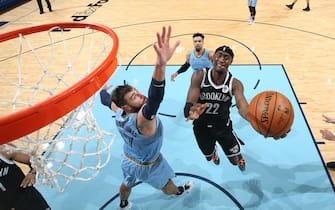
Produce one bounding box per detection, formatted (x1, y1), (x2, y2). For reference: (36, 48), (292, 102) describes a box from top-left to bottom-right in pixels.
(102, 84), (112, 91)
(20, 171), (36, 188)
(322, 115), (335, 124)
(272, 129), (291, 140)
(153, 26), (180, 66)
(320, 129), (335, 141)
(170, 72), (178, 81)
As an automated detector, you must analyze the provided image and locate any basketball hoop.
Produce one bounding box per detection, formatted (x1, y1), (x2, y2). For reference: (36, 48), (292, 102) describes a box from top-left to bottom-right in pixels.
(0, 22), (118, 143)
(0, 22), (119, 191)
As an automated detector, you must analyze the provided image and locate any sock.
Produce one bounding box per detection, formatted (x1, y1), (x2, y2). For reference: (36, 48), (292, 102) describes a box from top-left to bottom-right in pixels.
(120, 200), (128, 208)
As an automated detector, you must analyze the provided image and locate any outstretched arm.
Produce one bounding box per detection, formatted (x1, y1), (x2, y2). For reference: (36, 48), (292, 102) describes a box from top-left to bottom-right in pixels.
(233, 78), (249, 121)
(100, 84), (119, 112)
(100, 85), (112, 109)
(170, 52), (191, 81)
(137, 26), (180, 136)
(0, 151), (37, 188)
(2, 151), (30, 165)
(208, 50), (214, 63)
(152, 26), (180, 81)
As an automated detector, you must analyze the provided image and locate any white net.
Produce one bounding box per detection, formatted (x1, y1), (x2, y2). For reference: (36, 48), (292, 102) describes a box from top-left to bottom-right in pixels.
(0, 23), (118, 192)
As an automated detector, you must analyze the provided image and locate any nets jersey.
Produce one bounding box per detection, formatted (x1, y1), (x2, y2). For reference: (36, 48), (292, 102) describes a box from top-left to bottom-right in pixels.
(0, 154), (25, 209)
(115, 108), (163, 162)
(196, 68), (234, 126)
(189, 49), (212, 71)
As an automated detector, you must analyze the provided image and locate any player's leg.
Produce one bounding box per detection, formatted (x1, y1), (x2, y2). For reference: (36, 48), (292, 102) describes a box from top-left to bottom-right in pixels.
(302, 0), (310, 11)
(193, 122), (219, 164)
(161, 179), (194, 196)
(119, 183), (132, 210)
(286, 0), (298, 9)
(144, 156), (194, 196)
(217, 129), (246, 171)
(118, 159), (137, 210)
(248, 0), (257, 24)
(45, 0), (52, 12)
(36, 0), (44, 14)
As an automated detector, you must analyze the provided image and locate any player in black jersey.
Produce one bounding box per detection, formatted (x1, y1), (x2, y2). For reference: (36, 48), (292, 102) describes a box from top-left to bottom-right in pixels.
(183, 45), (249, 171)
(0, 149), (50, 210)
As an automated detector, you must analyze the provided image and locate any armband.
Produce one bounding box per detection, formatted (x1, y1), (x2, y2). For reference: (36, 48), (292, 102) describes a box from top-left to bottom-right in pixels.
(177, 62), (190, 74)
(100, 89), (112, 109)
(142, 79), (165, 120)
(184, 102), (193, 118)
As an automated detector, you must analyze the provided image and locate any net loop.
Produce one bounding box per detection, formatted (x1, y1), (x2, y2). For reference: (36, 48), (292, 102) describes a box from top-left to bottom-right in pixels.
(0, 22), (118, 191)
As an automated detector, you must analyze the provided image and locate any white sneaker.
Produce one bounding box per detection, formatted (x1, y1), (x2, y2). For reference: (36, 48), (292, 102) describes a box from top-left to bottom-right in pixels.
(174, 181), (194, 197)
(248, 16), (255, 25)
(248, 16), (253, 24)
(118, 201), (132, 210)
(183, 181), (194, 193)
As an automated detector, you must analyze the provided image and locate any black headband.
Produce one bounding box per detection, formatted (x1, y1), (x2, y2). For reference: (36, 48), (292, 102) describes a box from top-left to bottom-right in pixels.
(215, 45), (234, 58)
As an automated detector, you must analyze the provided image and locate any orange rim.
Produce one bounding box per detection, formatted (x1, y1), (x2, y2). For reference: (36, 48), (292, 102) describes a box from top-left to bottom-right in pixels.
(0, 22), (119, 144)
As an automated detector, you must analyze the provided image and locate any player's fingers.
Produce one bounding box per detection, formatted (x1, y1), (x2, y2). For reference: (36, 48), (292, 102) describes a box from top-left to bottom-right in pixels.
(280, 133), (287, 138)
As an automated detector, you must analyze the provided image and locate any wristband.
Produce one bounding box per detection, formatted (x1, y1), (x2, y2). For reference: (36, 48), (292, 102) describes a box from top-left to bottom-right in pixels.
(28, 168), (36, 174)
(184, 102), (193, 118)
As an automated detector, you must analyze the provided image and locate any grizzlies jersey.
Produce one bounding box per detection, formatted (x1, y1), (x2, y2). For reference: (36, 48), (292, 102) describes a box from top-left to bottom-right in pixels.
(115, 108), (163, 162)
(248, 0), (258, 7)
(196, 68), (234, 126)
(189, 49), (212, 71)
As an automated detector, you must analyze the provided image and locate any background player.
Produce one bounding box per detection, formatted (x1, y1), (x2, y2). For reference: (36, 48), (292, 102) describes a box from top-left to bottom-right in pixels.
(170, 32), (213, 81)
(0, 148), (50, 210)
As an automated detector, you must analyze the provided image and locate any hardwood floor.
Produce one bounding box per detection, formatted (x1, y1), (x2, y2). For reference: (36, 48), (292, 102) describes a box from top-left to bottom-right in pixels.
(1, 0), (335, 183)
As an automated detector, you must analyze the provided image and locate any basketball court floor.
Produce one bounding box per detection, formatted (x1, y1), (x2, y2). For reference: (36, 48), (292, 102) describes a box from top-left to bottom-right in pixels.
(36, 64), (335, 210)
(1, 1), (335, 210)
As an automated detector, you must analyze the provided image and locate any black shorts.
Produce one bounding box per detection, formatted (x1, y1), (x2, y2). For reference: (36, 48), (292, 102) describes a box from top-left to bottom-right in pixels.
(193, 120), (242, 158)
(13, 186), (50, 210)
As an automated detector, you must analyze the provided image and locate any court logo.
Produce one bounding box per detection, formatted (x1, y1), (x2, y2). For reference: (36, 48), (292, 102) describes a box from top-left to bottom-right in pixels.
(72, 0), (108, 21)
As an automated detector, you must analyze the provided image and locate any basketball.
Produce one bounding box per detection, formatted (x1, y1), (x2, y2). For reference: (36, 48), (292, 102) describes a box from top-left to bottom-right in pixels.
(248, 90), (294, 138)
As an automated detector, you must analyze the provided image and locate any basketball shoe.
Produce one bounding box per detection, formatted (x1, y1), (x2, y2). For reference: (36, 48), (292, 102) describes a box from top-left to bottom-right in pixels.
(238, 159), (246, 171)
(327, 162), (335, 170)
(286, 4), (293, 9)
(302, 7), (310, 11)
(248, 16), (255, 25)
(118, 201), (132, 210)
(174, 181), (195, 197)
(212, 144), (220, 165)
